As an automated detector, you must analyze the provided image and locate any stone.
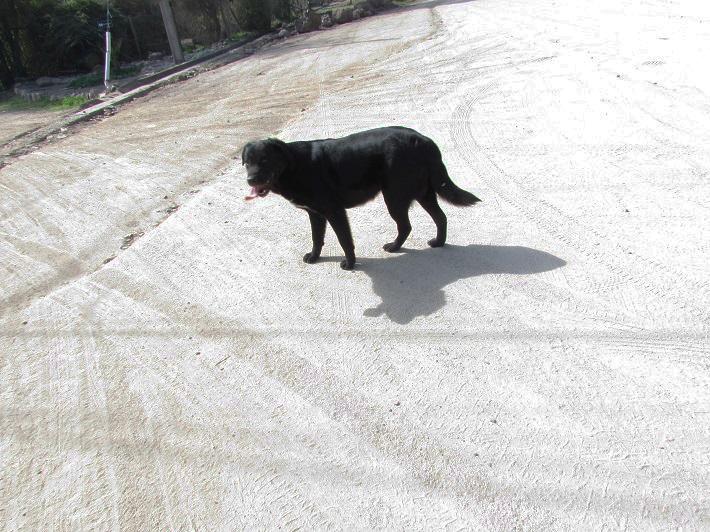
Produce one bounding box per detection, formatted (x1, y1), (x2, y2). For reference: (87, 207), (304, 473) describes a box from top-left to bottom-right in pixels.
(308, 9), (322, 28)
(180, 38), (194, 48)
(35, 77), (64, 87)
(352, 0), (373, 9)
(295, 9), (321, 33)
(332, 6), (353, 24)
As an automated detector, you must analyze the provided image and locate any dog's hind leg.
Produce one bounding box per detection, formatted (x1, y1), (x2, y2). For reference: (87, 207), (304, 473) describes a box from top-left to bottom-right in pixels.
(417, 189), (447, 247)
(382, 191), (412, 253)
(304, 211), (326, 264)
(326, 209), (356, 270)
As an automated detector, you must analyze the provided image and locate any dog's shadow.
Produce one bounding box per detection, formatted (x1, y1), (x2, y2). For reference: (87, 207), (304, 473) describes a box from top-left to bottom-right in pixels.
(357, 244), (566, 324)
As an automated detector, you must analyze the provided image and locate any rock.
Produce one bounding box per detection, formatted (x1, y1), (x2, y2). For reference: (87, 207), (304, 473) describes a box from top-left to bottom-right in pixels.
(277, 28), (290, 38)
(35, 77), (64, 87)
(321, 13), (333, 27)
(352, 0), (373, 9)
(148, 52), (163, 60)
(180, 38), (194, 48)
(176, 70), (197, 81)
(349, 1), (373, 17)
(332, 6), (353, 24)
(308, 9), (322, 29)
(295, 10), (321, 33)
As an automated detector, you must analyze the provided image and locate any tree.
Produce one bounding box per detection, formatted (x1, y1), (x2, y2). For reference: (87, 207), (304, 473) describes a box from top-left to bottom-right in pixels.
(0, 0), (137, 89)
(0, 0), (27, 88)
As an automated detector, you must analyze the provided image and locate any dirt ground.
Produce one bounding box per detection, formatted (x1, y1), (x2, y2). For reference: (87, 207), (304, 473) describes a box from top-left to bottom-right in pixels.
(1, 0), (709, 529)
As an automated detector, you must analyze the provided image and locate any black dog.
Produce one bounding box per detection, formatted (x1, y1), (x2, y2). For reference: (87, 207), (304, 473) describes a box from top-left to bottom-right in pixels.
(241, 126), (480, 270)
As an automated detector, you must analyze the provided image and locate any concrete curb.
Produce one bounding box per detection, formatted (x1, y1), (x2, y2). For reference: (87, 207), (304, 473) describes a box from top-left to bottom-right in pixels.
(117, 34), (258, 93)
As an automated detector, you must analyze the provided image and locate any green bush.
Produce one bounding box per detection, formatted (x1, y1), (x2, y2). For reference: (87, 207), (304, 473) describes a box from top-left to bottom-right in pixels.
(271, 0), (297, 21)
(26, 0), (115, 74)
(0, 0), (133, 89)
(0, 94), (88, 112)
(0, 0), (305, 90)
(233, 0), (271, 32)
(68, 72), (103, 88)
(227, 30), (254, 43)
(68, 65), (140, 88)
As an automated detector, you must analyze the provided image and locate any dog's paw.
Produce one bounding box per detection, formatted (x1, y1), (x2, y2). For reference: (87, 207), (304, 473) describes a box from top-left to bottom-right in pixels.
(340, 259), (355, 270)
(428, 238), (445, 248)
(383, 242), (402, 253)
(303, 252), (320, 264)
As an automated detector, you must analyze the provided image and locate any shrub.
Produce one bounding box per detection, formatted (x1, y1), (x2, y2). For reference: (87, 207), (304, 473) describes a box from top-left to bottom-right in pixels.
(0, 94), (88, 111)
(233, 0), (271, 32)
(68, 64), (140, 87)
(0, 0), (133, 89)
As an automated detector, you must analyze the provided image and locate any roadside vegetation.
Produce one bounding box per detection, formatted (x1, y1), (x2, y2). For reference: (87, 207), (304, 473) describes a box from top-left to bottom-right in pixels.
(69, 65), (141, 88)
(227, 30), (257, 43)
(0, 0), (312, 91)
(0, 95), (89, 112)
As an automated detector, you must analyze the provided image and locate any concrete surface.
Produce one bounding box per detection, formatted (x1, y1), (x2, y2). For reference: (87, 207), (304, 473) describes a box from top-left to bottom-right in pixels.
(1, 0), (709, 529)
(0, 109), (67, 146)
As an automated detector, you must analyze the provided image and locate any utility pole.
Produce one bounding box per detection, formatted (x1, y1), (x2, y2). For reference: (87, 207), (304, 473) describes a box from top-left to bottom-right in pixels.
(101, 0), (112, 89)
(158, 0), (184, 63)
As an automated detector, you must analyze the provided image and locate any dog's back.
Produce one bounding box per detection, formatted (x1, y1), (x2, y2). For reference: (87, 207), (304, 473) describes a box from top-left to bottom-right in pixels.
(293, 126), (479, 208)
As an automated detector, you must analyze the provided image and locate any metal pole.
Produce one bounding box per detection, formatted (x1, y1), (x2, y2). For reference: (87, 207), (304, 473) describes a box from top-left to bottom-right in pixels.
(103, 0), (111, 89)
(104, 30), (112, 89)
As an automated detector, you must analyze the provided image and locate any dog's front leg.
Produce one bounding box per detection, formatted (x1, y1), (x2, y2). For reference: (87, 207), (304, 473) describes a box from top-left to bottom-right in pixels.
(304, 211), (326, 264)
(326, 209), (356, 270)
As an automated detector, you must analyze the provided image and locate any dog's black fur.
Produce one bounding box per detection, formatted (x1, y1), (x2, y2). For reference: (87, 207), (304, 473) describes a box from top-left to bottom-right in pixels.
(241, 126), (480, 270)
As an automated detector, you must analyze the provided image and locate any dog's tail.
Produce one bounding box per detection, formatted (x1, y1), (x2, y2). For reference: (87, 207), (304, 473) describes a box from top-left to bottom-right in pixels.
(428, 145), (481, 206)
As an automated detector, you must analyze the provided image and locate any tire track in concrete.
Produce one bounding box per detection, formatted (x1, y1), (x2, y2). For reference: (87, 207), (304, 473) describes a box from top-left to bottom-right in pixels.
(450, 93), (709, 326)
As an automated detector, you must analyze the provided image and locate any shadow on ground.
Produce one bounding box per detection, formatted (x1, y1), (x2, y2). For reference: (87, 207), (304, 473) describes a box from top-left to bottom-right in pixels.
(359, 244), (566, 324)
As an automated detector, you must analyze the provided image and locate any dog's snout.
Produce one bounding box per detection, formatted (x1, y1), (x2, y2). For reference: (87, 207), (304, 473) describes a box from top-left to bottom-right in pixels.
(246, 168), (266, 186)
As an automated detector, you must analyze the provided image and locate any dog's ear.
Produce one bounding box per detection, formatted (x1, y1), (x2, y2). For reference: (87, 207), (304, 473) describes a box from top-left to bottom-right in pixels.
(265, 138), (293, 167)
(240, 142), (253, 165)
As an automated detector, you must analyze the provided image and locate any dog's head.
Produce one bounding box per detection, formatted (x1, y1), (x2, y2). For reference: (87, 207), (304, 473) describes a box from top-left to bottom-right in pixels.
(241, 138), (291, 200)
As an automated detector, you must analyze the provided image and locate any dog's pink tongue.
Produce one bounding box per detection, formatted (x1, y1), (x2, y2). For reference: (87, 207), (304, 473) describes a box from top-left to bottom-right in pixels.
(244, 187), (259, 201)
